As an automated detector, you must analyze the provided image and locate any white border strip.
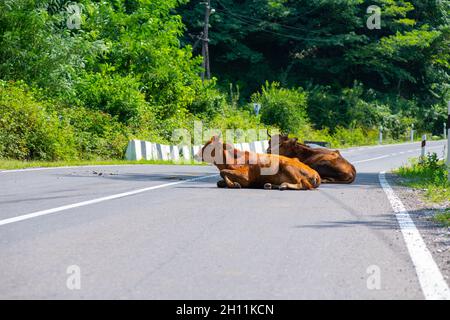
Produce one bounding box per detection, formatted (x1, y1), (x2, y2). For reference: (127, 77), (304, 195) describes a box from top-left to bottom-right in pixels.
(0, 174), (219, 227)
(379, 172), (450, 300)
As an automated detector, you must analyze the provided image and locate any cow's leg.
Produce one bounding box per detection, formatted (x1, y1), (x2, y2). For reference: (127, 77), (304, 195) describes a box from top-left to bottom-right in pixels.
(279, 182), (304, 191)
(221, 169), (250, 189)
(223, 175), (242, 189)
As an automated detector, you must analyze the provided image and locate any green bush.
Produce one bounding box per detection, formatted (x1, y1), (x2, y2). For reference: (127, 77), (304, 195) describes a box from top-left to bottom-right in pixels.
(0, 81), (131, 161)
(74, 73), (149, 123)
(397, 153), (450, 203)
(295, 124), (379, 148)
(332, 126), (378, 147)
(0, 81), (76, 161)
(252, 82), (308, 133)
(61, 106), (131, 160)
(187, 79), (228, 117)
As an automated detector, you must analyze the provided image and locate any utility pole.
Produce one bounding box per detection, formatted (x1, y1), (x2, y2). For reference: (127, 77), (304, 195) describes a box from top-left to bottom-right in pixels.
(201, 0), (213, 82)
(379, 125), (383, 145)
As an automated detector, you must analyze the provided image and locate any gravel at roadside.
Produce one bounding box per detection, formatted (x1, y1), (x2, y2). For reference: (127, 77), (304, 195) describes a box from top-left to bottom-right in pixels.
(389, 174), (450, 285)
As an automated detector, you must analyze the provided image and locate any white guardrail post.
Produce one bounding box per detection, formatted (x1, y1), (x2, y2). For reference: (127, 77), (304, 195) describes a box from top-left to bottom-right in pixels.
(379, 126), (383, 145)
(125, 140), (142, 161)
(420, 134), (427, 163)
(125, 140), (272, 162)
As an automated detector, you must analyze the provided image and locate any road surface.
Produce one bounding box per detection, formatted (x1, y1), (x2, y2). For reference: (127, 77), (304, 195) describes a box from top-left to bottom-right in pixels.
(0, 140), (448, 299)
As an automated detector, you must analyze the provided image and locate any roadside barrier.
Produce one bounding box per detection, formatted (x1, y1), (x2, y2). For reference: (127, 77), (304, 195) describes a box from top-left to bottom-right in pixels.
(125, 140), (271, 162)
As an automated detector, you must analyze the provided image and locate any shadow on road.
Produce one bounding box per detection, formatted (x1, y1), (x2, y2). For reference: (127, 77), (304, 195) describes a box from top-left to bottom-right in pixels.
(293, 209), (440, 232)
(55, 172), (215, 182)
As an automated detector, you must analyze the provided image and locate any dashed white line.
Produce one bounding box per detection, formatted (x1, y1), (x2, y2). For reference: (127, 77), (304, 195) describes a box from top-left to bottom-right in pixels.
(0, 174), (219, 227)
(379, 172), (450, 300)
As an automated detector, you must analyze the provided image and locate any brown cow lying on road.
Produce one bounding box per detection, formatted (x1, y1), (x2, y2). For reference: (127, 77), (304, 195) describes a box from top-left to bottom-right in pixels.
(196, 136), (321, 190)
(268, 135), (356, 184)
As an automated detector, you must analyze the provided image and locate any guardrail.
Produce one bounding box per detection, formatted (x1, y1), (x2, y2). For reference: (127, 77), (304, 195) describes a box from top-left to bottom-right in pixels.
(125, 140), (270, 162)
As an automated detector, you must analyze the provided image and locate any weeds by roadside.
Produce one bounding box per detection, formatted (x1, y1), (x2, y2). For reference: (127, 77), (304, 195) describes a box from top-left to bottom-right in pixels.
(434, 210), (450, 227)
(396, 153), (450, 226)
(0, 159), (205, 170)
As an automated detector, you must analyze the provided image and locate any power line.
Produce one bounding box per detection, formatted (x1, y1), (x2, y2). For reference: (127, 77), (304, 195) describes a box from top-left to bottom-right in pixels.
(214, 5), (334, 43)
(215, 0), (310, 32)
(214, 1), (339, 43)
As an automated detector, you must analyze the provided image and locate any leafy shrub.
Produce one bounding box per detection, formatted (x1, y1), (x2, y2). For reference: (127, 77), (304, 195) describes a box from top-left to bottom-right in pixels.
(332, 126), (379, 147)
(397, 152), (450, 203)
(74, 73), (149, 123)
(296, 124), (379, 148)
(0, 81), (76, 161)
(61, 106), (131, 160)
(187, 79), (228, 117)
(306, 83), (421, 140)
(252, 82), (308, 133)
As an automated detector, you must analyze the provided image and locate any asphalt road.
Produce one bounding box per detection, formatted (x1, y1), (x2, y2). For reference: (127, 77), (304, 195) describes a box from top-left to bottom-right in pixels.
(0, 140), (447, 299)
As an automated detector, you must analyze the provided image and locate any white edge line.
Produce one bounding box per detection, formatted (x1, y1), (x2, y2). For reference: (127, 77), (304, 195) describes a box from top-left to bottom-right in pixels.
(379, 171), (450, 300)
(0, 174), (219, 227)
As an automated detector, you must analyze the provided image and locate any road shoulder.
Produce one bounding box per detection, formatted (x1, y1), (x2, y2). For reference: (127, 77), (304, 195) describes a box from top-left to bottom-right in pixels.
(388, 173), (450, 286)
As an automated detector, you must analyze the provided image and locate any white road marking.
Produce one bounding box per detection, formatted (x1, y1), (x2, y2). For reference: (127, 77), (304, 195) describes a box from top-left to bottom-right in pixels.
(379, 172), (450, 300)
(0, 174), (219, 227)
(0, 143), (444, 173)
(350, 145), (445, 164)
(353, 155), (390, 164)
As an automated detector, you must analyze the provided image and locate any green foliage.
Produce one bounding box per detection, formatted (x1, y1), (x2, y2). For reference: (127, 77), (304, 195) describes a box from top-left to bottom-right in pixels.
(74, 73), (148, 123)
(252, 82), (308, 133)
(187, 79), (228, 117)
(180, 0), (450, 134)
(306, 82), (423, 140)
(1, 0), (449, 162)
(434, 210), (450, 228)
(0, 80), (130, 161)
(61, 105), (130, 160)
(0, 81), (76, 161)
(397, 153), (450, 203)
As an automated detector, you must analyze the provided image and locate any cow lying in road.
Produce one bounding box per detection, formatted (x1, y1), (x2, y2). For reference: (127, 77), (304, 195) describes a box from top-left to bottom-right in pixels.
(268, 135), (356, 184)
(196, 136), (321, 190)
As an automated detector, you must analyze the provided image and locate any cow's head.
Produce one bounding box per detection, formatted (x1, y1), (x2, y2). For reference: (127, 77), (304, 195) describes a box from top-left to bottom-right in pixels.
(267, 134), (296, 156)
(195, 135), (223, 163)
(269, 135), (356, 183)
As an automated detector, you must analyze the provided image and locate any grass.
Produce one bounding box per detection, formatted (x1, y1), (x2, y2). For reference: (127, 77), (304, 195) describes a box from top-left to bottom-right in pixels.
(396, 155), (450, 203)
(396, 153), (450, 226)
(434, 210), (450, 227)
(0, 159), (205, 170)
